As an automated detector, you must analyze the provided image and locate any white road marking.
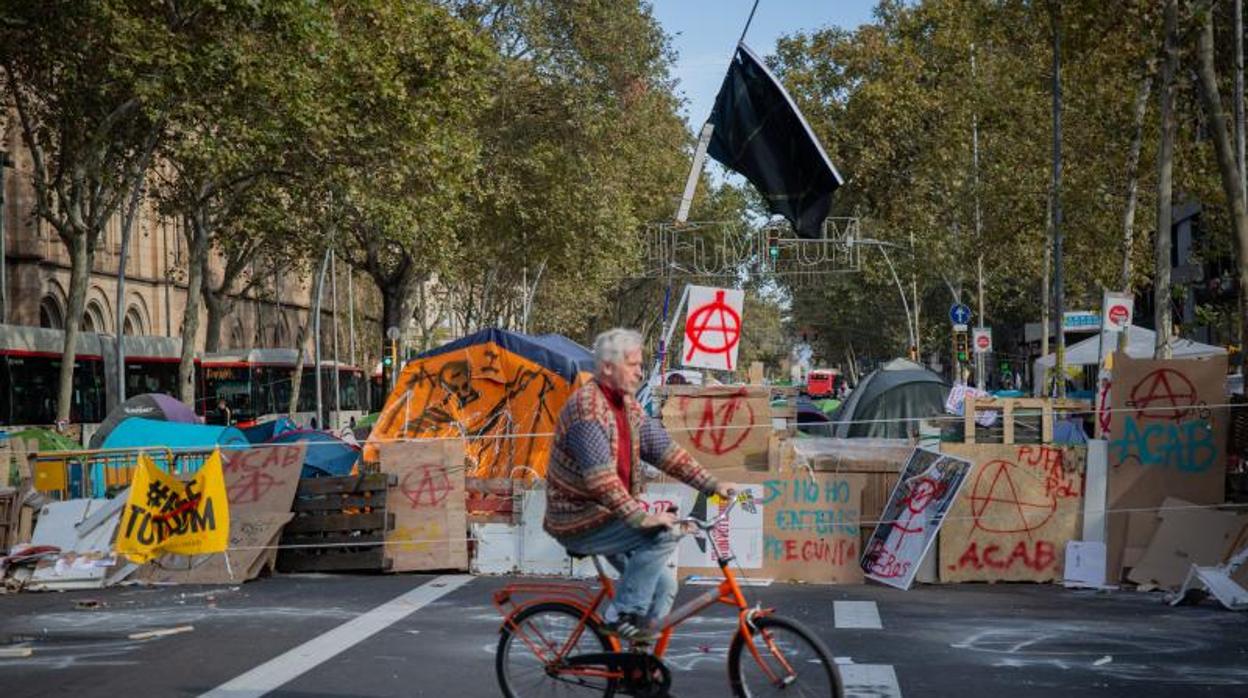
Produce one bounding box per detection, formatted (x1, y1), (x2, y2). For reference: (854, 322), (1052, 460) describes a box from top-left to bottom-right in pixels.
(834, 601), (882, 629)
(841, 663), (902, 698)
(200, 575), (473, 698)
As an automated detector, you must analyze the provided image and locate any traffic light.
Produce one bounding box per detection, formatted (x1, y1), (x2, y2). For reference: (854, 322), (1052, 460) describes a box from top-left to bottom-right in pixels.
(954, 331), (969, 362)
(382, 355), (393, 367)
(767, 229), (780, 263)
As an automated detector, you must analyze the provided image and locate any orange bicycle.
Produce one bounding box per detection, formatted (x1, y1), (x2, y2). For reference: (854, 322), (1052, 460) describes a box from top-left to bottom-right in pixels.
(493, 492), (842, 697)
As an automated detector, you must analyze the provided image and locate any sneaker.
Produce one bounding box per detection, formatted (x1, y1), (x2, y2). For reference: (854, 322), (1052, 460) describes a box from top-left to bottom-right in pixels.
(605, 613), (657, 642)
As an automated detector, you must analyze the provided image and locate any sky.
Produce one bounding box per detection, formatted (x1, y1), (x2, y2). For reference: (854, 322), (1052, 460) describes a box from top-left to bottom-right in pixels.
(651, 0), (879, 132)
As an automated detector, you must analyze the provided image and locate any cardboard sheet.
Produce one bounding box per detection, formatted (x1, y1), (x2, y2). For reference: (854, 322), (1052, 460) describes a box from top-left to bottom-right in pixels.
(380, 439), (468, 572)
(661, 387), (771, 471)
(1126, 497), (1243, 590)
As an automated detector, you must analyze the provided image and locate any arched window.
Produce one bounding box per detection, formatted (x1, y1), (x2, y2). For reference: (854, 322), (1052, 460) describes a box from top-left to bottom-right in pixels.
(123, 307), (145, 337)
(39, 296), (65, 329)
(83, 301), (107, 334)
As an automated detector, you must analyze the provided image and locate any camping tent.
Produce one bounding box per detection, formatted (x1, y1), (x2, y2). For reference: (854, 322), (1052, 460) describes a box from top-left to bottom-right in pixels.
(1032, 325), (1227, 396)
(828, 358), (949, 439)
(93, 418), (247, 496)
(268, 429), (360, 478)
(88, 393), (200, 449)
(364, 328), (594, 479)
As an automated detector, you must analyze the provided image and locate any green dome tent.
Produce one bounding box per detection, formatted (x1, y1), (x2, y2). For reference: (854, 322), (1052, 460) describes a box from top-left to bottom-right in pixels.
(829, 358), (948, 439)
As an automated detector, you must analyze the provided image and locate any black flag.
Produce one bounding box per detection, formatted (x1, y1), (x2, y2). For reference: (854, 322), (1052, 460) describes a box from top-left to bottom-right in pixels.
(707, 43), (843, 239)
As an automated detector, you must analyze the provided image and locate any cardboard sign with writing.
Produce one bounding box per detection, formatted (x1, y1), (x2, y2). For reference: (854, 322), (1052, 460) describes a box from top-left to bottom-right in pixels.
(862, 448), (971, 590)
(381, 439), (468, 572)
(222, 444), (305, 516)
(132, 512), (293, 584)
(116, 451), (230, 564)
(664, 468), (864, 584)
(1107, 354), (1228, 580)
(661, 387), (771, 471)
(681, 285), (745, 371)
(939, 444), (1085, 583)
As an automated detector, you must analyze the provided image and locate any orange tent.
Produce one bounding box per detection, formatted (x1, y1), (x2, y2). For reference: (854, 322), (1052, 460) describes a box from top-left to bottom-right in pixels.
(364, 329), (594, 480)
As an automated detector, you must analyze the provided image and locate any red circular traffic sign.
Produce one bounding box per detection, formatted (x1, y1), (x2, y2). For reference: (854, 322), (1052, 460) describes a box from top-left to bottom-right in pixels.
(1107, 304), (1129, 327)
(975, 335), (990, 350)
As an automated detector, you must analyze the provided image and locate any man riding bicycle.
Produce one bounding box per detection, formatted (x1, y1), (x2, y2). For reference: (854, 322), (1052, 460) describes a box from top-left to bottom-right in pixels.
(544, 328), (736, 641)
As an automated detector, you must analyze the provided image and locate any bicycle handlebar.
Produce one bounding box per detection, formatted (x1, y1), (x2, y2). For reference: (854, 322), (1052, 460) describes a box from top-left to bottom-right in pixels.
(674, 489), (755, 532)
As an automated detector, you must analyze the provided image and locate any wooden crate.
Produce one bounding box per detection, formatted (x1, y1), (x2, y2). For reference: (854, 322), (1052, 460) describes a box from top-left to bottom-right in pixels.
(0, 489), (19, 551)
(963, 397), (1089, 445)
(277, 473), (395, 573)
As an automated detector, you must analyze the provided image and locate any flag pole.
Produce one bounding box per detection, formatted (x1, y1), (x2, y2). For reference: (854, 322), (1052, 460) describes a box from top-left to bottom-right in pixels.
(739, 0), (761, 44)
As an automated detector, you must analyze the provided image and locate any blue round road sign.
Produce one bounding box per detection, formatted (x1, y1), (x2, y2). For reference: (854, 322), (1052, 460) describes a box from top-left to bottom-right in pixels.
(949, 303), (972, 325)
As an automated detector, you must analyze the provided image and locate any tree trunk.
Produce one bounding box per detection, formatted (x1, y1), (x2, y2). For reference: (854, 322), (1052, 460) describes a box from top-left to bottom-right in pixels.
(1195, 7), (1248, 378)
(177, 213), (208, 406)
(1154, 0), (1178, 360)
(1122, 68), (1153, 292)
(1120, 66), (1153, 353)
(288, 321), (307, 418)
(56, 234), (92, 423)
(203, 290), (225, 353)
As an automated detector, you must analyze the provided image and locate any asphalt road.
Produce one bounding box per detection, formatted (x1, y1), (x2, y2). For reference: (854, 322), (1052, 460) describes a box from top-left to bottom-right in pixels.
(2, 574), (1246, 697)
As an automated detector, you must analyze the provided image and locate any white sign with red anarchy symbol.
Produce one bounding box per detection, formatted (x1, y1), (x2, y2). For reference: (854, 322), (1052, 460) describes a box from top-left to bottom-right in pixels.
(972, 327), (992, 354)
(1102, 292), (1134, 333)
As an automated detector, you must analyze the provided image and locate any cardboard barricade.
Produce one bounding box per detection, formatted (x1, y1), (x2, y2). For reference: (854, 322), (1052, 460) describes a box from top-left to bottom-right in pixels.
(939, 444), (1085, 583)
(650, 468), (865, 584)
(130, 444), (305, 584)
(1106, 354), (1228, 581)
(379, 439), (468, 572)
(661, 387), (771, 471)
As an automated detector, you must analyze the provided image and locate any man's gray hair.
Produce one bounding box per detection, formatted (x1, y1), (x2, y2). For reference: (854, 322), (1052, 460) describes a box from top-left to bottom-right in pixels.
(593, 328), (644, 368)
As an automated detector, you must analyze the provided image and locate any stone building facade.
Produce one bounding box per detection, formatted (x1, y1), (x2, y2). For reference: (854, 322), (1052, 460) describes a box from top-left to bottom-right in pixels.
(0, 121), (379, 368)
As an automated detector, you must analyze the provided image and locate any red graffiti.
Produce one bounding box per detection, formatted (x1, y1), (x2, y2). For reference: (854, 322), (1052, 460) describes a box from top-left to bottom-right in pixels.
(1097, 379), (1112, 435)
(888, 477), (947, 551)
(682, 394), (755, 455)
(226, 470), (281, 505)
(400, 466), (452, 508)
(684, 290), (742, 370)
(950, 540), (1057, 572)
(969, 460), (1058, 536)
(1128, 368), (1199, 422)
(777, 538), (857, 565)
(1015, 446), (1081, 500)
(864, 539), (911, 579)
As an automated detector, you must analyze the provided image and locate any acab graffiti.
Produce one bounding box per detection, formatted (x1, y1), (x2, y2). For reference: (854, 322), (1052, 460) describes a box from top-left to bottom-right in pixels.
(1110, 417), (1216, 473)
(1109, 366), (1217, 474)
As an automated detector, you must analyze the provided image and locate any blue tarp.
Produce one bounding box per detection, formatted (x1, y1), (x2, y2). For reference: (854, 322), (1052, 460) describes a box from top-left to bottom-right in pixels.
(268, 429), (360, 478)
(93, 418), (248, 496)
(240, 417), (298, 444)
(418, 328), (593, 384)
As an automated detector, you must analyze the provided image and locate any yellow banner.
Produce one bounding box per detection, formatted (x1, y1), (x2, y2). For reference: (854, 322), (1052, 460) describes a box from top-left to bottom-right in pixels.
(115, 449), (231, 564)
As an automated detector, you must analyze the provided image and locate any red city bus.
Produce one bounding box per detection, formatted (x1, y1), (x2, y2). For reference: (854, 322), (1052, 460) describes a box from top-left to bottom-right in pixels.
(806, 369), (839, 398)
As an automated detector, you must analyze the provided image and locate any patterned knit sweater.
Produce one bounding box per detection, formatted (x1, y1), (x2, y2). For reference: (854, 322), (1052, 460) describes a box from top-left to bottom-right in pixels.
(544, 379), (719, 538)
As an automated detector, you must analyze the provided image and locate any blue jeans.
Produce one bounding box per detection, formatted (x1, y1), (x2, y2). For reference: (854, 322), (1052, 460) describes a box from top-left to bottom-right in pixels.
(559, 520), (679, 626)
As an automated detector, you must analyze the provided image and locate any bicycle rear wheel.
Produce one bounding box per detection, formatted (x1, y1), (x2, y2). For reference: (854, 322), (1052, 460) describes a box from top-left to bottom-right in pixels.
(727, 615), (842, 698)
(496, 601), (617, 698)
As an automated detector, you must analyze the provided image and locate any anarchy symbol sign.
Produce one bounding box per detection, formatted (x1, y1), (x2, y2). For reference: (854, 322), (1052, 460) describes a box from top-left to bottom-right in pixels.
(681, 285), (745, 372)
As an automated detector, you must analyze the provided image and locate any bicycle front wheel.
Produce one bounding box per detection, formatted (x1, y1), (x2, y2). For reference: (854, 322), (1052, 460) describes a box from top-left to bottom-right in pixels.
(496, 601), (616, 698)
(727, 615), (842, 698)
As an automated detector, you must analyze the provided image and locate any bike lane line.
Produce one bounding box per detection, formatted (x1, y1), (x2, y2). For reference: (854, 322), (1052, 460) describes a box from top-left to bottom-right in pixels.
(199, 574), (474, 698)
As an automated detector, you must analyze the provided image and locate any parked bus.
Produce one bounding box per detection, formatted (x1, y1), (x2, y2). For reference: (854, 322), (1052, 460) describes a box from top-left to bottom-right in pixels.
(0, 324), (181, 428)
(197, 349), (367, 429)
(805, 369), (842, 398)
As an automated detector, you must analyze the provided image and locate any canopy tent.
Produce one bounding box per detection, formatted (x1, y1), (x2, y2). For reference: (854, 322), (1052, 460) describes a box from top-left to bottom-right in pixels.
(88, 393), (199, 449)
(1032, 326), (1227, 396)
(828, 358), (949, 439)
(364, 328), (594, 479)
(268, 429), (360, 478)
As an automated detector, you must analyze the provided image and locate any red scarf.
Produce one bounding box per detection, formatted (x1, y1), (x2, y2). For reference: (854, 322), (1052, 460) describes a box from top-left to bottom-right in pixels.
(598, 382), (632, 488)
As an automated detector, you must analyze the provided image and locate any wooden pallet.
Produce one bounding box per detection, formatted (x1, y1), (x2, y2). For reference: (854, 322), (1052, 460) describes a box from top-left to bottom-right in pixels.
(963, 397), (1089, 444)
(276, 473), (395, 573)
(0, 489), (19, 551)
